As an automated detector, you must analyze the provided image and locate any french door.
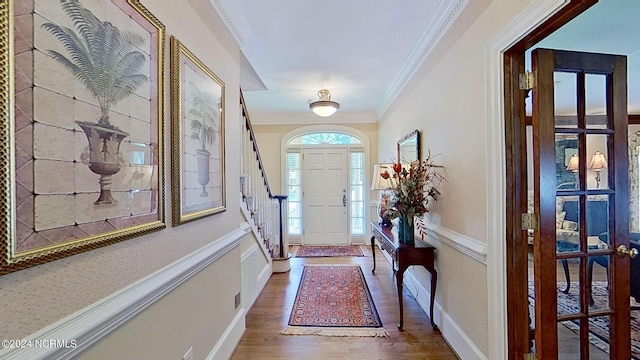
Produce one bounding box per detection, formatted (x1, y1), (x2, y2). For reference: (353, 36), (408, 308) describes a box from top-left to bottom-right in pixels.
(530, 48), (631, 358)
(302, 148), (348, 245)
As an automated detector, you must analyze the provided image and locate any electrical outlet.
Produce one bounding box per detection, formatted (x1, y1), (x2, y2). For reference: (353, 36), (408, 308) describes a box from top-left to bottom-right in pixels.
(235, 292), (241, 308)
(183, 347), (193, 360)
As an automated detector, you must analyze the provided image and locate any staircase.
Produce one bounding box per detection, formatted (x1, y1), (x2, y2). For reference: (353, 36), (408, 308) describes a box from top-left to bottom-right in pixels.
(239, 92), (289, 271)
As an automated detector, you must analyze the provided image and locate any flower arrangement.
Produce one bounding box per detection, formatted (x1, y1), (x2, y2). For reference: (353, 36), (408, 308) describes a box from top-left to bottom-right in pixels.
(380, 152), (445, 228)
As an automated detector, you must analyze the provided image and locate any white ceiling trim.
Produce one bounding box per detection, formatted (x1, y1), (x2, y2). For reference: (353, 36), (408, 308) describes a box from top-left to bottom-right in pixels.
(209, 0), (250, 46)
(377, 0), (469, 118)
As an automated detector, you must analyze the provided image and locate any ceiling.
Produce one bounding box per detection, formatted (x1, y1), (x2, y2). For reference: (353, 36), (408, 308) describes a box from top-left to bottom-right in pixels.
(211, 0), (463, 124)
(528, 0), (640, 115)
(210, 0), (639, 124)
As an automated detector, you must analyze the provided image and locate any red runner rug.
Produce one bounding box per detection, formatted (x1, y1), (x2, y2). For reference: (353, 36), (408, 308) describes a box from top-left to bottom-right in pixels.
(280, 265), (388, 337)
(294, 245), (364, 257)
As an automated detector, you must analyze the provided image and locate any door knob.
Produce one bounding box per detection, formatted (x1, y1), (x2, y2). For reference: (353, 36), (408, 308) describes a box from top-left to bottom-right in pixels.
(617, 244), (639, 259)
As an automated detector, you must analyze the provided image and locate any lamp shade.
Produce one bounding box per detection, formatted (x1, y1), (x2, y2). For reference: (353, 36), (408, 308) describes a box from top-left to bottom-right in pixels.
(309, 89), (340, 117)
(371, 163), (394, 190)
(589, 151), (608, 171)
(566, 154), (579, 172)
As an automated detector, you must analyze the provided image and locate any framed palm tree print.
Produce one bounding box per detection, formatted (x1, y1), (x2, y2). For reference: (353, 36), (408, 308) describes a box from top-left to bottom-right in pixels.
(170, 36), (226, 225)
(0, 0), (166, 275)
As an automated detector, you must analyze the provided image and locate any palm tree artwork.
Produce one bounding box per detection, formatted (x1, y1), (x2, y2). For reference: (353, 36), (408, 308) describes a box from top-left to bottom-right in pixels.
(188, 82), (219, 197)
(42, 0), (148, 205)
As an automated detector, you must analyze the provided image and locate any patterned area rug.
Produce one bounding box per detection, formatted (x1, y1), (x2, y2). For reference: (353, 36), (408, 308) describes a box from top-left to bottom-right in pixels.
(294, 245), (364, 257)
(280, 265), (388, 337)
(528, 281), (640, 358)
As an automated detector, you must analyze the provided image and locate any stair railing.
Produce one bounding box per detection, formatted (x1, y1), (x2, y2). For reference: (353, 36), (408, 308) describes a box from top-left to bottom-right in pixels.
(240, 91), (288, 261)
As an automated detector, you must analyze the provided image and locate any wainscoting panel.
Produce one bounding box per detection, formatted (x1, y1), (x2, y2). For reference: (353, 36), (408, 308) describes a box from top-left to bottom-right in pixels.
(0, 225), (250, 360)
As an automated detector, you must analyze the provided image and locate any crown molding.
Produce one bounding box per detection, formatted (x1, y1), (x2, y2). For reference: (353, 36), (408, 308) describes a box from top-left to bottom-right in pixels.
(377, 0), (469, 117)
(209, 0), (250, 46)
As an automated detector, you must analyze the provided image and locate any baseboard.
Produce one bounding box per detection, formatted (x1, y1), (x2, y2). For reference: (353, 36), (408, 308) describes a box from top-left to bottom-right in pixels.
(206, 308), (246, 360)
(0, 226), (249, 360)
(405, 270), (487, 360)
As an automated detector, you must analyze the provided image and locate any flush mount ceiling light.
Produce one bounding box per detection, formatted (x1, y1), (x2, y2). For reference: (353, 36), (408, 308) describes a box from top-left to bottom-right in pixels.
(309, 89), (340, 117)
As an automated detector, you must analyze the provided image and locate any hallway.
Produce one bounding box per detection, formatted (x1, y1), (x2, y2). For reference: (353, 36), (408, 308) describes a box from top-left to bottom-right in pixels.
(230, 245), (458, 359)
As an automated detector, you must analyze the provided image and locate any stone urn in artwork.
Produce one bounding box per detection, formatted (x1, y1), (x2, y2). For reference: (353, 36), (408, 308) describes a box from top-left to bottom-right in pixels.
(196, 149), (211, 197)
(189, 83), (219, 198)
(77, 122), (129, 205)
(41, 1), (149, 205)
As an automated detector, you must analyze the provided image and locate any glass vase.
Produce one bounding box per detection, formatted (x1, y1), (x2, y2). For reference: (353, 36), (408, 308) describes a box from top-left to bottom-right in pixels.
(397, 216), (415, 245)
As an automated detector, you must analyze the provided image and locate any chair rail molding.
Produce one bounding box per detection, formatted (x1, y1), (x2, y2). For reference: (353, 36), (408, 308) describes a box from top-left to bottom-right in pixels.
(419, 220), (488, 264)
(0, 225), (250, 360)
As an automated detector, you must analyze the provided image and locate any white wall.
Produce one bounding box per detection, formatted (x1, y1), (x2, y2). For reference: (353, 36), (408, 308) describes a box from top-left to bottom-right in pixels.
(377, 0), (534, 357)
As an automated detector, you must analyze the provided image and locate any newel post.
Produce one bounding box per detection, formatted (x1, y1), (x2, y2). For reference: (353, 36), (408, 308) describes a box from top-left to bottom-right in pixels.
(272, 195), (290, 273)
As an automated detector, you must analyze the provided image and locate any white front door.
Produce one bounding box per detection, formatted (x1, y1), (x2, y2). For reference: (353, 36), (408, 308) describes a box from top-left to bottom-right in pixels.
(303, 148), (348, 245)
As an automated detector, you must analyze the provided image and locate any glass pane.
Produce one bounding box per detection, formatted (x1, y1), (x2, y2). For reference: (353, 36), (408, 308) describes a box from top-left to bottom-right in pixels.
(351, 170), (363, 185)
(588, 316), (611, 358)
(288, 171), (300, 185)
(288, 202), (301, 218)
(587, 195), (609, 253)
(351, 218), (364, 235)
(288, 186), (300, 201)
(555, 71), (578, 128)
(288, 218), (301, 235)
(557, 195), (581, 252)
(586, 134), (610, 190)
(558, 320), (582, 359)
(351, 186), (363, 201)
(351, 201), (363, 216)
(585, 74), (609, 129)
(588, 255), (610, 311)
(288, 153), (300, 169)
(556, 134), (580, 189)
(351, 152), (364, 167)
(557, 257), (583, 316)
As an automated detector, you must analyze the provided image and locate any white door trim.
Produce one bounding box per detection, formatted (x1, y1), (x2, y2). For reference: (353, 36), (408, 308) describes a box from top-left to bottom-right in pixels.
(486, 1), (570, 359)
(281, 125), (372, 244)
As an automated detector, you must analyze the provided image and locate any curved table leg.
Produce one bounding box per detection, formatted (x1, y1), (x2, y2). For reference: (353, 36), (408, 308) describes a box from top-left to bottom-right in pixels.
(371, 235), (376, 273)
(561, 259), (570, 294)
(396, 267), (405, 330)
(430, 270), (439, 331)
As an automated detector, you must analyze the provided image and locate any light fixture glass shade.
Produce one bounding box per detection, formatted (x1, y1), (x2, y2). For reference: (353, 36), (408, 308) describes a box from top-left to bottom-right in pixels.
(309, 89), (340, 117)
(370, 163), (394, 190)
(589, 151), (608, 170)
(566, 154), (579, 172)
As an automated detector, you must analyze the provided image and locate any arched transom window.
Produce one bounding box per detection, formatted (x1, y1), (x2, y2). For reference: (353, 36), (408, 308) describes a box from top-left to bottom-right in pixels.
(288, 132), (362, 145)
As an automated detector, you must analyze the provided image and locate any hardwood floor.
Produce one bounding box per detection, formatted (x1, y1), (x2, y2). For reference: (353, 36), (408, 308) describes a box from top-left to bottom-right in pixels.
(230, 245), (459, 360)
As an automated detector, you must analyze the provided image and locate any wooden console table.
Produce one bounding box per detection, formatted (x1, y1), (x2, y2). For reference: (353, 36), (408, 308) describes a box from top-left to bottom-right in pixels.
(370, 222), (438, 331)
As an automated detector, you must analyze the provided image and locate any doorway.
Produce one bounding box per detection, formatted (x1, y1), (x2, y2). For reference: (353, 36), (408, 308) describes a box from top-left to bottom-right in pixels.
(505, 0), (640, 358)
(283, 126), (370, 246)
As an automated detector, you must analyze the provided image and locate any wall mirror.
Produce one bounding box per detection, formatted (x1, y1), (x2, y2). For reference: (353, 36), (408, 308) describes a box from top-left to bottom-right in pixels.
(398, 129), (420, 163)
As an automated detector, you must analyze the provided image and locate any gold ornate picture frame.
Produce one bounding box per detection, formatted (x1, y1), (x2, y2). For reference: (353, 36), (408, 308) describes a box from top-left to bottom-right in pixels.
(170, 36), (226, 225)
(0, 0), (166, 275)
